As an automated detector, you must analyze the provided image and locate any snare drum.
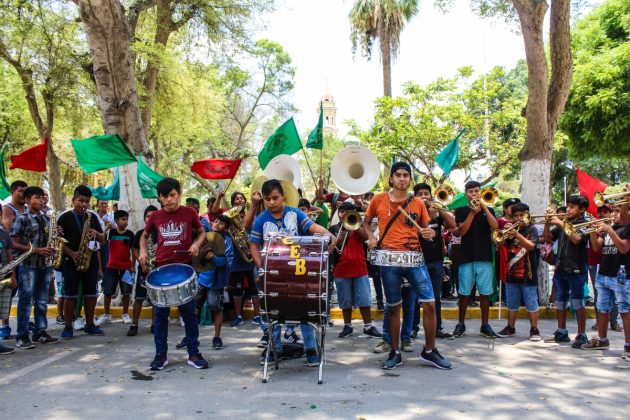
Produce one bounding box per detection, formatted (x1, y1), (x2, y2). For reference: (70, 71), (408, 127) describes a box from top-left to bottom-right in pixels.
(145, 263), (197, 308)
(260, 235), (329, 324)
(368, 249), (423, 267)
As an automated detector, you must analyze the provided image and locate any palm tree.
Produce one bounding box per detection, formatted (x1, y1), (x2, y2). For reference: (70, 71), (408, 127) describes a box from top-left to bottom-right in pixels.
(349, 0), (419, 97)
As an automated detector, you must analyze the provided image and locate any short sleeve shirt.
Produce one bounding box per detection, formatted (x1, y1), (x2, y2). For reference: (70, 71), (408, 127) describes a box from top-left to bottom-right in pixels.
(11, 209), (49, 268)
(454, 206), (496, 263)
(598, 225), (630, 277)
(106, 229), (134, 270)
(249, 206), (314, 244)
(364, 192), (430, 251)
(144, 206), (202, 266)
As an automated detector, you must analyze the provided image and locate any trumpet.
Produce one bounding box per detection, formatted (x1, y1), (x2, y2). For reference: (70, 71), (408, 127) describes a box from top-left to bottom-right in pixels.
(529, 212), (568, 223)
(594, 189), (630, 207)
(335, 210), (362, 255)
(470, 186), (498, 211)
(425, 185), (454, 209)
(563, 217), (614, 236)
(491, 213), (532, 243)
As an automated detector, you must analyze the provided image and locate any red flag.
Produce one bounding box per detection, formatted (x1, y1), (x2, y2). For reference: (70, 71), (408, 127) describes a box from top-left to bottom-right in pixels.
(191, 159), (242, 180)
(10, 138), (48, 172)
(576, 166), (607, 216)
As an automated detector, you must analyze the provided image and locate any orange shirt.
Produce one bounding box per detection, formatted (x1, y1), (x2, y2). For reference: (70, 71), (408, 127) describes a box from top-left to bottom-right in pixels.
(365, 192), (430, 251)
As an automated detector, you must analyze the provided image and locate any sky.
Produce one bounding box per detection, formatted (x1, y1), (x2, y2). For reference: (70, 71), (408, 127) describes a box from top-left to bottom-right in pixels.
(261, 0), (528, 138)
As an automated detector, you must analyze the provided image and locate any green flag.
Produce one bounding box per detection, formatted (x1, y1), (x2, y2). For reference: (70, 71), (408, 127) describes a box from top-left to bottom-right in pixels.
(137, 155), (164, 199)
(0, 144), (11, 200)
(258, 117), (302, 170)
(89, 168), (120, 201)
(71, 134), (137, 174)
(306, 102), (324, 150)
(435, 129), (465, 177)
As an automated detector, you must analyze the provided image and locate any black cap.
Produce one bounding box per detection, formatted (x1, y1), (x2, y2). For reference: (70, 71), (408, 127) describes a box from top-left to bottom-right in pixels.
(390, 162), (412, 176)
(502, 198), (521, 209)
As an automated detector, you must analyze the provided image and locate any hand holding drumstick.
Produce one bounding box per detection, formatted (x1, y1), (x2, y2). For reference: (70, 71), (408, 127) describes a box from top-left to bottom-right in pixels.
(398, 206), (433, 242)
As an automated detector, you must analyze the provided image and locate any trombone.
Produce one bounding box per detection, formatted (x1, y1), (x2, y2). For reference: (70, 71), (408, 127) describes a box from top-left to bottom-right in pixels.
(594, 190), (630, 207)
(529, 212), (568, 223)
(563, 217), (614, 236)
(335, 210), (362, 254)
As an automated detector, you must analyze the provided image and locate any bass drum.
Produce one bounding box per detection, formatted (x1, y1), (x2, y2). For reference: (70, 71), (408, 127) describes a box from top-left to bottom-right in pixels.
(260, 235), (330, 325)
(145, 263), (197, 308)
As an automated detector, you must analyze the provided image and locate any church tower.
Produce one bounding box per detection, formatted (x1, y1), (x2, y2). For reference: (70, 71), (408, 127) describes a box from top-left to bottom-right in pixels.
(319, 90), (337, 137)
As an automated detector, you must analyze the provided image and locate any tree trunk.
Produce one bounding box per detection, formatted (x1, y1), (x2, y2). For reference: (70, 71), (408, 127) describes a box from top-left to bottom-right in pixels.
(77, 0), (152, 229)
(380, 37), (392, 97)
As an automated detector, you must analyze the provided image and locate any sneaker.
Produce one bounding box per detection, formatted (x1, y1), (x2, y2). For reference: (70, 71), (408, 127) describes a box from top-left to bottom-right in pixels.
(212, 336), (223, 350)
(95, 314), (112, 326)
(260, 349), (279, 365)
(150, 354), (168, 370)
(175, 337), (188, 349)
(187, 353), (209, 369)
(581, 337), (609, 350)
(622, 345), (630, 361)
(544, 330), (570, 343)
(436, 330), (455, 340)
(61, 326), (73, 340)
(419, 347), (452, 370)
(529, 327), (542, 342)
(496, 325), (516, 338)
(590, 322), (598, 331)
(84, 325), (105, 336)
(257, 334), (269, 348)
(305, 348), (320, 367)
(73, 317), (85, 330)
(382, 350), (402, 370)
(284, 330), (302, 344)
(55, 315), (65, 325)
(16, 335), (35, 349)
(363, 326), (382, 338)
(571, 333), (589, 349)
(230, 316), (243, 327)
(0, 343), (14, 354)
(32, 331), (60, 344)
(611, 324), (623, 332)
(121, 314), (132, 324)
(480, 324), (499, 339)
(0, 325), (12, 340)
(411, 329), (418, 339)
(127, 325), (138, 337)
(401, 340), (414, 352)
(373, 340), (391, 354)
(453, 323), (466, 338)
(252, 316), (262, 326)
(338, 325), (354, 338)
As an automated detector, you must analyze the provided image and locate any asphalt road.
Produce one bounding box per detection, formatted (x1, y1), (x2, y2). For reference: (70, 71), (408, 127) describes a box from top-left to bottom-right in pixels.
(1, 317), (628, 419)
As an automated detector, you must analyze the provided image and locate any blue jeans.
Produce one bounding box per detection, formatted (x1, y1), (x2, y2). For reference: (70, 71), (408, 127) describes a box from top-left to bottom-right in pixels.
(154, 299), (199, 356)
(505, 283), (539, 312)
(379, 264), (434, 305)
(553, 270), (587, 310)
(596, 273), (630, 314)
(413, 261), (444, 332)
(382, 284), (415, 344)
(17, 266), (53, 338)
(335, 275), (372, 309)
(263, 323), (317, 352)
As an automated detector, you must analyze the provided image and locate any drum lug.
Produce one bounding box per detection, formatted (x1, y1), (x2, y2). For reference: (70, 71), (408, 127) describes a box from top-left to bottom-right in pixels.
(271, 251), (281, 256)
(269, 292), (279, 297)
(307, 271), (317, 277)
(308, 252), (319, 257)
(269, 270), (279, 276)
(307, 293), (317, 298)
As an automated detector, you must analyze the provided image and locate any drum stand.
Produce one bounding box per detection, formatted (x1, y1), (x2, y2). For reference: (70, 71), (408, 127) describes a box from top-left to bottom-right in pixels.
(262, 320), (327, 385)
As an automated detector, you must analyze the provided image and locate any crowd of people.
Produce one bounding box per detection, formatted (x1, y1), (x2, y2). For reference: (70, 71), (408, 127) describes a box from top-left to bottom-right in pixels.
(0, 162), (628, 374)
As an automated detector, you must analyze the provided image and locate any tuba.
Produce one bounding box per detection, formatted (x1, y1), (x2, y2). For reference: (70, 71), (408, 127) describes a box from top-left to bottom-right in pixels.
(223, 206), (253, 263)
(75, 211), (93, 272)
(330, 146), (380, 196)
(263, 154), (302, 188)
(46, 209), (68, 269)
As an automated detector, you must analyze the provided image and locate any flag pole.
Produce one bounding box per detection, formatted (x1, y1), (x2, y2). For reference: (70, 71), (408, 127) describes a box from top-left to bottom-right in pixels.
(300, 145), (318, 188)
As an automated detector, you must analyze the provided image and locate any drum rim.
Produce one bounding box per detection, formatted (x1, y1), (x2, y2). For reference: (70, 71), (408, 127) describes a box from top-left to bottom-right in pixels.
(146, 263), (196, 289)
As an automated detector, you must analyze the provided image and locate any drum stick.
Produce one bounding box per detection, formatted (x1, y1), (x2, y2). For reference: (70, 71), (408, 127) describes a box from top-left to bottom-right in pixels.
(397, 206), (433, 242)
(174, 250), (192, 254)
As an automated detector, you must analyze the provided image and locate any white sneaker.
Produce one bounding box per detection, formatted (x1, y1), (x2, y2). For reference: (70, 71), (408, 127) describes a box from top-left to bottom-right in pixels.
(121, 314), (132, 324)
(96, 314), (112, 326)
(73, 317), (86, 330)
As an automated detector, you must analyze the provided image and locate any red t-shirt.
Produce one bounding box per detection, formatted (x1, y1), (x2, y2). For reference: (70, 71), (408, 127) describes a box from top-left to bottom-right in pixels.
(333, 230), (368, 278)
(107, 229), (134, 270)
(145, 206), (202, 266)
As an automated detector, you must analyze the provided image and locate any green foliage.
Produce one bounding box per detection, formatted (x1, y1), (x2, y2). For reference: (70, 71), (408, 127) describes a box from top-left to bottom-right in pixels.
(348, 63), (527, 186)
(560, 0), (630, 159)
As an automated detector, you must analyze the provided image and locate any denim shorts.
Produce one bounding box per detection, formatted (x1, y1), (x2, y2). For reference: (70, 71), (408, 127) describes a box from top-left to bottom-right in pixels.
(553, 271), (587, 310)
(458, 261), (493, 296)
(379, 264), (434, 306)
(596, 273), (630, 314)
(334, 275), (372, 309)
(505, 283), (539, 312)
(206, 288), (224, 312)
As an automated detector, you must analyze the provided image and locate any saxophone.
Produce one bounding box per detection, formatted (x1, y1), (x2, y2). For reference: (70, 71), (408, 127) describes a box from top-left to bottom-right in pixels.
(45, 209), (68, 269)
(223, 206), (253, 263)
(146, 232), (157, 271)
(0, 243), (34, 286)
(75, 210), (93, 272)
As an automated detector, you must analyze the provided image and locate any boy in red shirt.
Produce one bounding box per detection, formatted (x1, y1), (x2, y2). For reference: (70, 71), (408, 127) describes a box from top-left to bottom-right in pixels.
(97, 210), (135, 326)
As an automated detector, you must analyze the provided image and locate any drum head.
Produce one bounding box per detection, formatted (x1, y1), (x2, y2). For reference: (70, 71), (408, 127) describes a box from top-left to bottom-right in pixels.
(147, 264), (195, 286)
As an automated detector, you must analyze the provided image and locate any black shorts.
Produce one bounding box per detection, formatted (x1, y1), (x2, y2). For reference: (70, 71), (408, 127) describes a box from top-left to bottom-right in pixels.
(62, 257), (99, 298)
(103, 268), (133, 296)
(134, 269), (149, 302)
(230, 270), (259, 298)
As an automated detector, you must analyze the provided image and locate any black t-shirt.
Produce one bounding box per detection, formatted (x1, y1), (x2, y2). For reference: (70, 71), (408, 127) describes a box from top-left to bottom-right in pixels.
(599, 225), (630, 277)
(551, 217), (588, 274)
(455, 206), (496, 264)
(421, 215), (444, 263)
(57, 210), (103, 252)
